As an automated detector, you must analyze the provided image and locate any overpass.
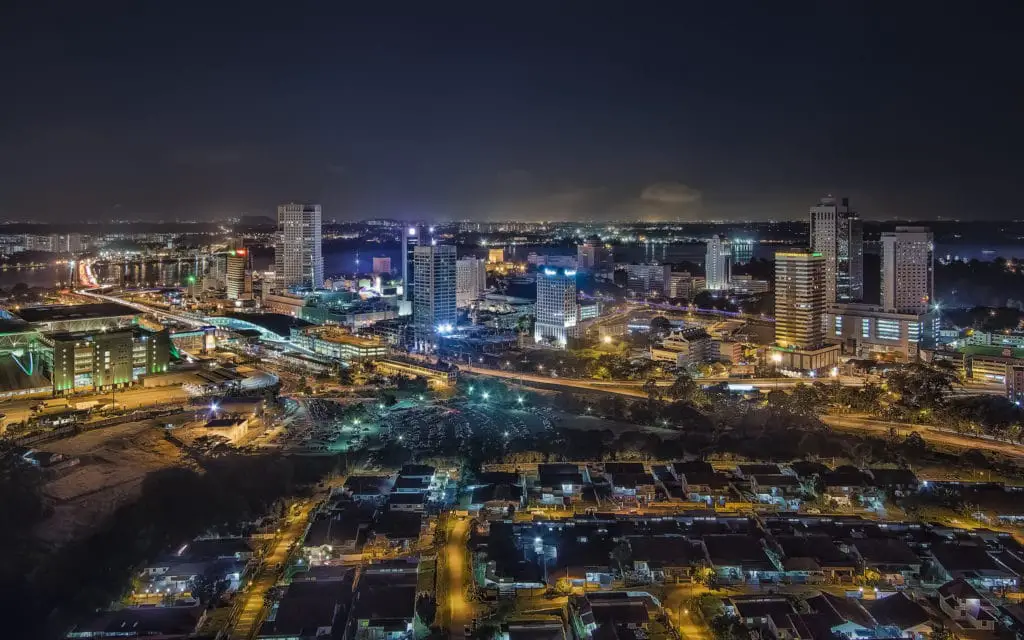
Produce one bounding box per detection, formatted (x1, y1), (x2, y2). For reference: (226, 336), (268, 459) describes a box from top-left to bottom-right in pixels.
(77, 288), (209, 328)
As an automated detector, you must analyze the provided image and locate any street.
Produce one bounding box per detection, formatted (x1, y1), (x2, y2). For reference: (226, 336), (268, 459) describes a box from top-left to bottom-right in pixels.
(444, 517), (473, 639)
(1, 385), (189, 429)
(230, 501), (314, 639)
(822, 413), (1024, 460)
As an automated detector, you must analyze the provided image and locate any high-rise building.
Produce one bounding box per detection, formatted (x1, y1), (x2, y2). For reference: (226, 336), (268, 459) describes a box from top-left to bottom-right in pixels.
(881, 226), (934, 314)
(47, 327), (169, 394)
(730, 239), (755, 265)
(274, 203), (323, 291)
(402, 225), (434, 302)
(577, 242), (612, 272)
(372, 256), (392, 275)
(774, 250), (839, 370)
(226, 247), (252, 301)
(413, 244), (456, 350)
(534, 267), (578, 347)
(809, 196), (863, 303)
(456, 257), (487, 308)
(625, 263), (671, 299)
(705, 235), (730, 290)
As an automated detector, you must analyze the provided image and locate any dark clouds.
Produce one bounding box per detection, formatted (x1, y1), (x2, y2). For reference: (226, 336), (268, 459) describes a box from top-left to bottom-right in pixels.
(0, 2), (1021, 221)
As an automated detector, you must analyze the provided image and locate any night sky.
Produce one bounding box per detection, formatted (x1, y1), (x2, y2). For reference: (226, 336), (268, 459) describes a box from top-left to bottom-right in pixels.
(2, 2), (1021, 222)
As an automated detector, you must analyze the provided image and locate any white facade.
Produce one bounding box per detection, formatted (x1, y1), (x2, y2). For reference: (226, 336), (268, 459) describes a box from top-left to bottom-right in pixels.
(413, 244), (457, 350)
(534, 267), (578, 347)
(881, 226), (933, 314)
(705, 235), (730, 290)
(456, 257), (487, 308)
(809, 196), (863, 303)
(274, 203), (323, 290)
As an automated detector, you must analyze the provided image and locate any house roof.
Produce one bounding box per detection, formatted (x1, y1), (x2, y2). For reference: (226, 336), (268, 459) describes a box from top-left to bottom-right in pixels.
(344, 475), (394, 495)
(388, 492), (426, 505)
(866, 593), (931, 631)
(604, 462), (646, 475)
(398, 463), (435, 477)
(776, 535), (855, 568)
(610, 472), (655, 489)
(937, 577), (983, 600)
(375, 511), (422, 540)
(68, 606), (205, 637)
(626, 535), (700, 568)
(257, 579), (350, 637)
(806, 592), (876, 631)
(931, 542), (1015, 578)
(823, 469), (870, 487)
(672, 461), (713, 475)
(393, 476), (429, 490)
(851, 538), (922, 568)
(703, 534), (776, 571)
(750, 474), (802, 488)
(727, 596), (795, 619)
(737, 463), (782, 476)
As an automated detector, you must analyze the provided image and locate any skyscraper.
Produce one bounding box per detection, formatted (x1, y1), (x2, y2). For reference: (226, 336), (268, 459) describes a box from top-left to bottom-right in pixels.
(534, 266), (578, 347)
(413, 244), (457, 351)
(225, 247), (251, 300)
(402, 225), (435, 302)
(773, 250), (839, 370)
(372, 256), (391, 275)
(456, 257), (487, 308)
(881, 226), (934, 314)
(625, 263), (671, 299)
(274, 203), (323, 290)
(705, 235), (730, 290)
(809, 196), (863, 303)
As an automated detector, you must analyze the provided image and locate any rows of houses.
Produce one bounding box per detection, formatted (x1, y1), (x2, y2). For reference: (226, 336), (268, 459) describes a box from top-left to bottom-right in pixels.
(475, 511), (1024, 594)
(467, 461), (922, 513)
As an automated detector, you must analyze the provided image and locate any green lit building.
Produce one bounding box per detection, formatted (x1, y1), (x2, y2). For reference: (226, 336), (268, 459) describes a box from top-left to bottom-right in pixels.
(44, 327), (170, 394)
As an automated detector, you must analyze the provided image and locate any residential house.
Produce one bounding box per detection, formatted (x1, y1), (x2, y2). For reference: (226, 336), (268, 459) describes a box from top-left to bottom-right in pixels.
(938, 578), (999, 631)
(821, 467), (872, 507)
(749, 474), (804, 510)
(867, 468), (920, 496)
(603, 463), (657, 502)
(626, 535), (702, 583)
(534, 463), (588, 506)
(702, 534), (782, 584)
(257, 577), (352, 640)
(345, 563), (417, 640)
(930, 541), (1019, 590)
(387, 492), (426, 513)
(66, 606), (207, 639)
(372, 511), (424, 552)
(343, 475), (395, 504)
(774, 535), (857, 583)
(865, 593), (933, 638)
(848, 538), (923, 585)
(679, 471), (732, 507)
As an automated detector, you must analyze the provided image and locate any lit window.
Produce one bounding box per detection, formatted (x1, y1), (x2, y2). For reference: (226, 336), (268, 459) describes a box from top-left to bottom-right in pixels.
(861, 318), (870, 338)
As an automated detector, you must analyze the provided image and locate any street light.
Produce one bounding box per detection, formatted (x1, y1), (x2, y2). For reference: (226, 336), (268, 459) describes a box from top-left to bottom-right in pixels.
(517, 396), (524, 404)
(482, 392), (490, 400)
(602, 335), (613, 344)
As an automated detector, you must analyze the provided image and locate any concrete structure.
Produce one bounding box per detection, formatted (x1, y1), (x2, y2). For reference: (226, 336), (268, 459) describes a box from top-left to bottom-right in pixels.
(809, 196), (863, 303)
(577, 243), (611, 271)
(225, 248), (251, 301)
(1008, 365), (1024, 405)
(456, 257), (487, 308)
(371, 256), (391, 275)
(46, 327), (170, 394)
(649, 328), (712, 368)
(668, 272), (705, 299)
(534, 266), (578, 347)
(881, 226), (933, 314)
(412, 244), (456, 350)
(705, 235), (730, 290)
(15, 303), (139, 333)
(291, 327), (387, 362)
(730, 275), (771, 295)
(488, 248), (505, 263)
(274, 203), (323, 290)
(625, 263), (670, 299)
(827, 303), (935, 360)
(401, 224), (431, 302)
(774, 250), (838, 371)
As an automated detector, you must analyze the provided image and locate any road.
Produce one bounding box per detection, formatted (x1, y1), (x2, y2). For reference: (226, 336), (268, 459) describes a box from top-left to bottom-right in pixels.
(822, 414), (1024, 460)
(230, 501), (314, 639)
(445, 517), (473, 639)
(1, 385), (189, 428)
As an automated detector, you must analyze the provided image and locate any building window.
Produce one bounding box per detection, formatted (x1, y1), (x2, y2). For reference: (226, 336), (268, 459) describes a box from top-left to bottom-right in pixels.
(834, 316), (843, 335)
(877, 319), (901, 341)
(908, 322), (920, 343)
(861, 318), (870, 338)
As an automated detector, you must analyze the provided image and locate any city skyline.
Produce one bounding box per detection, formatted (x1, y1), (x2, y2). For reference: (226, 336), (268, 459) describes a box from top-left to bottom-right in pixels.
(2, 4), (1020, 222)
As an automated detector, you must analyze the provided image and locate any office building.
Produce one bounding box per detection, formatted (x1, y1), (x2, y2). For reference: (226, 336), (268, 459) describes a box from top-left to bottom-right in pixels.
(774, 250), (838, 370)
(650, 328), (713, 368)
(225, 247), (252, 301)
(881, 226), (934, 314)
(730, 275), (771, 295)
(827, 303), (935, 361)
(47, 327), (170, 394)
(413, 244), (456, 351)
(488, 248), (505, 263)
(625, 263), (671, 299)
(1007, 365), (1024, 405)
(730, 238), (755, 265)
(534, 267), (578, 347)
(705, 235), (730, 290)
(402, 225), (433, 302)
(456, 257), (487, 308)
(668, 272), (705, 300)
(274, 203), (323, 290)
(372, 256), (391, 275)
(809, 196), (863, 303)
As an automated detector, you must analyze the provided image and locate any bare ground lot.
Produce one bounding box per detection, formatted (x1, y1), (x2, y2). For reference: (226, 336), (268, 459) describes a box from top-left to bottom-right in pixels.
(35, 416), (188, 546)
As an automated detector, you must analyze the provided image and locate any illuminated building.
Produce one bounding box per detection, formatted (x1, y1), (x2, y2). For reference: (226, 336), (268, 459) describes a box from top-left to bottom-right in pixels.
(810, 196), (863, 303)
(456, 257), (487, 308)
(730, 238), (755, 265)
(705, 235), (730, 290)
(46, 327), (170, 394)
(372, 256), (392, 275)
(1007, 365), (1024, 405)
(274, 202), (323, 290)
(413, 244), (456, 350)
(534, 267), (578, 347)
(225, 248), (251, 301)
(401, 225), (432, 302)
(881, 226), (933, 314)
(488, 248), (505, 263)
(827, 303), (935, 360)
(625, 263), (670, 299)
(773, 250), (839, 371)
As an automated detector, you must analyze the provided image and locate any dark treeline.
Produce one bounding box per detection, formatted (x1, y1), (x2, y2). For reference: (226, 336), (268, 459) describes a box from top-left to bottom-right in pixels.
(0, 451), (337, 639)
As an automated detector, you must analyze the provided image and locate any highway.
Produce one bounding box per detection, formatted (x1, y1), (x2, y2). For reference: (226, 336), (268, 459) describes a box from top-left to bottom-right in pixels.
(822, 414), (1024, 460)
(1, 385), (189, 429)
(76, 282), (209, 328)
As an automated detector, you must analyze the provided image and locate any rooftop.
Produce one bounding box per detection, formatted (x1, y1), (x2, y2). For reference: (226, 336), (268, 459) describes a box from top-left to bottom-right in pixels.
(257, 579), (350, 638)
(16, 302), (139, 324)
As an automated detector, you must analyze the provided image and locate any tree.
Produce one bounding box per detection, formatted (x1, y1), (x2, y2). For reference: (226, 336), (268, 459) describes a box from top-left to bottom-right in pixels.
(610, 540), (632, 575)
(666, 372), (698, 404)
